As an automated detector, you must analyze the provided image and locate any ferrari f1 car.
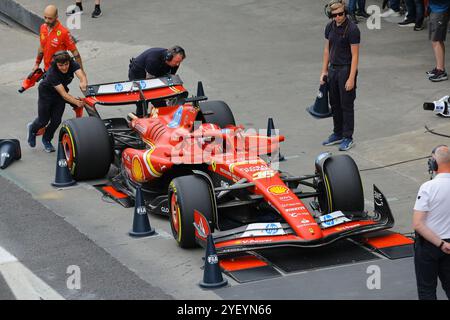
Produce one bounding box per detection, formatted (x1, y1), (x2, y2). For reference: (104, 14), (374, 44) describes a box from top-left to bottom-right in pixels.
(59, 75), (395, 254)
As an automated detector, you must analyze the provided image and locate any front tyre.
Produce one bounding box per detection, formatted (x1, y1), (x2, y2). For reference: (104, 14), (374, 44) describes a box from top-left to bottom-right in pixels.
(168, 175), (214, 248)
(319, 154), (365, 216)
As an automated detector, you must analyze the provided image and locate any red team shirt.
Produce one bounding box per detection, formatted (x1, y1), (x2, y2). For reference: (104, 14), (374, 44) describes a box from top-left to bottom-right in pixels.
(39, 20), (77, 70)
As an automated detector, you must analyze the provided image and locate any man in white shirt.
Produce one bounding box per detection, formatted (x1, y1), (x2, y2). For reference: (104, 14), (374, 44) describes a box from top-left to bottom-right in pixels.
(413, 145), (450, 300)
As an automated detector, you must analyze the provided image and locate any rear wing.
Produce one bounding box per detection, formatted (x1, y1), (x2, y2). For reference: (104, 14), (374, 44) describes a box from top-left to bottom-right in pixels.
(83, 75), (188, 107)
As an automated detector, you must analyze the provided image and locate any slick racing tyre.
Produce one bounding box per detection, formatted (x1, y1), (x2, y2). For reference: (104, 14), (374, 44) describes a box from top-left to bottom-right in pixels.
(59, 117), (112, 180)
(168, 175), (214, 248)
(199, 100), (236, 128)
(319, 154), (365, 216)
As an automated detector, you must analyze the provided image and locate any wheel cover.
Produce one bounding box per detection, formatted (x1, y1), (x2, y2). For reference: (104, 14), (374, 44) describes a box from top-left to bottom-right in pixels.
(61, 132), (74, 170)
(170, 192), (181, 241)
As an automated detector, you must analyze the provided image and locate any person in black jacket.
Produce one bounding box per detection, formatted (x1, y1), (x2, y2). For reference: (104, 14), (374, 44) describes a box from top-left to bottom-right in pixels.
(27, 51), (87, 152)
(128, 46), (186, 116)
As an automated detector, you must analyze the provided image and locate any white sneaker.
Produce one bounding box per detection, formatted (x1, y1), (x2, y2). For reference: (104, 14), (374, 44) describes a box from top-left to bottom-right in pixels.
(380, 8), (400, 18)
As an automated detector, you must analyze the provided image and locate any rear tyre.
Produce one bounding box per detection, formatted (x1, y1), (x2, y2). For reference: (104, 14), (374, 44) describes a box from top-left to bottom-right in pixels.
(199, 100), (235, 128)
(168, 175), (214, 248)
(59, 117), (112, 180)
(319, 154), (365, 215)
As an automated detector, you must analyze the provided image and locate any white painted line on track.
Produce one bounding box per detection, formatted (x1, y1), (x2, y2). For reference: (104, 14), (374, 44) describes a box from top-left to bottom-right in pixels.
(0, 246), (65, 300)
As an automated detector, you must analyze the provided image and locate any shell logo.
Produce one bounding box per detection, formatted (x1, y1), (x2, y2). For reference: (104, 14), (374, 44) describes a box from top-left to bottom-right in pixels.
(268, 185), (289, 195)
(132, 156), (145, 182)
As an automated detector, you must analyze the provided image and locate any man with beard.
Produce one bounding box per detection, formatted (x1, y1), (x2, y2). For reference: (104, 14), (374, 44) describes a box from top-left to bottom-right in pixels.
(32, 5), (83, 72)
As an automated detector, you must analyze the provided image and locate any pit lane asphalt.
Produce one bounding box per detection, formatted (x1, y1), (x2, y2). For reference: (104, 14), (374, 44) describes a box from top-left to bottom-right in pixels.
(0, 175), (173, 299)
(1, 0), (450, 299)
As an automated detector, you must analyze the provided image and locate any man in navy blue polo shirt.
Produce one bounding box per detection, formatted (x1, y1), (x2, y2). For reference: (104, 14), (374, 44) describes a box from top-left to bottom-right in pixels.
(128, 46), (186, 116)
(320, 0), (360, 151)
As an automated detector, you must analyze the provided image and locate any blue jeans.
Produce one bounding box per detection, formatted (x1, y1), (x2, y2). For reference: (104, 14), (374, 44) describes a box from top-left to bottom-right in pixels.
(389, 0), (400, 12)
(405, 0), (425, 24)
(348, 0), (366, 13)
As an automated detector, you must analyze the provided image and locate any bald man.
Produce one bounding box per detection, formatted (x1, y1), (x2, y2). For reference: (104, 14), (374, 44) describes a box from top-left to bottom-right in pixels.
(32, 5), (83, 72)
(413, 145), (450, 300)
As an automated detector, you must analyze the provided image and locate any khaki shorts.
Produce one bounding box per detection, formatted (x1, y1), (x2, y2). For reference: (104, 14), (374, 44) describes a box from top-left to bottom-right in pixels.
(429, 12), (450, 42)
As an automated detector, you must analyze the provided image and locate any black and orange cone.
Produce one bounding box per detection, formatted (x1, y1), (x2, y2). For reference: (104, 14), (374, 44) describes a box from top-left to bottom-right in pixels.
(129, 186), (156, 237)
(51, 142), (76, 187)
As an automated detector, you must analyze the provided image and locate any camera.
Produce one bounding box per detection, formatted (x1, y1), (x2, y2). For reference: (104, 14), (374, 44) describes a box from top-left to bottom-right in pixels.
(423, 95), (450, 117)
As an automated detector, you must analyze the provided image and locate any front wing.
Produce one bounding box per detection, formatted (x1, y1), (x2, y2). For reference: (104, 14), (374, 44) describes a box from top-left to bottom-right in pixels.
(195, 185), (395, 255)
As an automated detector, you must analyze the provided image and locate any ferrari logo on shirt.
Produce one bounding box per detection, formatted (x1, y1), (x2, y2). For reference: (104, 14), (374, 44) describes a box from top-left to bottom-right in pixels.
(57, 30), (61, 37)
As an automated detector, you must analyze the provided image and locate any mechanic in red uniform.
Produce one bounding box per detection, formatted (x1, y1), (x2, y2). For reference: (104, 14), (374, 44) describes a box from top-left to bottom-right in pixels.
(32, 5), (83, 72)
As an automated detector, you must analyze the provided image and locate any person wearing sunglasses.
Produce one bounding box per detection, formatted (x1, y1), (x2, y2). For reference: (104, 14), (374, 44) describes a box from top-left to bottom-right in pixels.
(320, 0), (360, 151)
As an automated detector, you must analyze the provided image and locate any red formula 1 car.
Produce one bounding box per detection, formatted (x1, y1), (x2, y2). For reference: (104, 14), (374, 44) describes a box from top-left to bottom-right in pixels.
(59, 75), (395, 254)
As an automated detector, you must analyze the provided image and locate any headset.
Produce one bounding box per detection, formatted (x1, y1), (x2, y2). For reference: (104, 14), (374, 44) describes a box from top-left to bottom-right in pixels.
(428, 144), (448, 174)
(164, 45), (186, 62)
(324, 0), (348, 19)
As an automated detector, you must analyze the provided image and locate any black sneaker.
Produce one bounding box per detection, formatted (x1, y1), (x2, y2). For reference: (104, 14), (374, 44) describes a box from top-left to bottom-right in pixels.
(66, 6), (83, 16)
(398, 19), (415, 27)
(414, 24), (424, 31)
(429, 69), (448, 82)
(92, 7), (102, 18)
(42, 140), (55, 153)
(355, 10), (371, 18)
(27, 122), (36, 148)
(426, 67), (438, 77)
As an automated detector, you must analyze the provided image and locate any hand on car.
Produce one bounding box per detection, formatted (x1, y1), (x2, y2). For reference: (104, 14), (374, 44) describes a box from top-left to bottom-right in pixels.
(74, 98), (84, 108)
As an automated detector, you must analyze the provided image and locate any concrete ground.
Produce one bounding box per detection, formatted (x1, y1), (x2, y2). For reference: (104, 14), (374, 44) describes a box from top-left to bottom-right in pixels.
(0, 0), (449, 299)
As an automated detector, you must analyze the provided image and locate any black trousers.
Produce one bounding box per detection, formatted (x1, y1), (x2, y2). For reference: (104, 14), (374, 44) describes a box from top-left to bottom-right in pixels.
(414, 236), (450, 300)
(30, 93), (65, 142)
(128, 59), (147, 117)
(327, 65), (357, 139)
